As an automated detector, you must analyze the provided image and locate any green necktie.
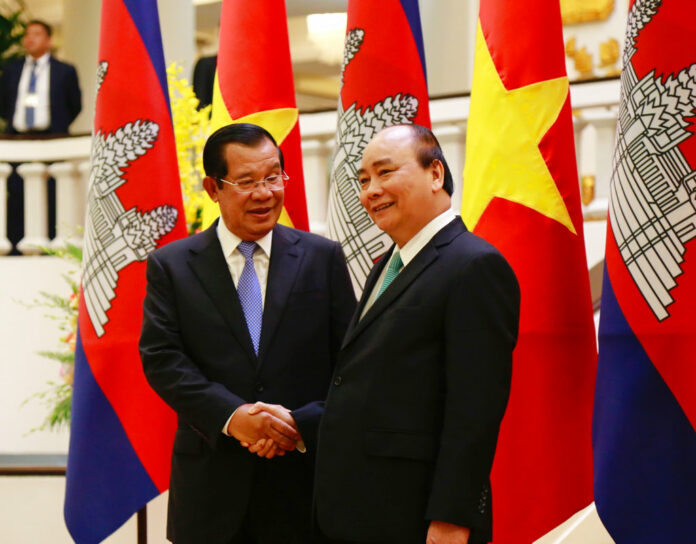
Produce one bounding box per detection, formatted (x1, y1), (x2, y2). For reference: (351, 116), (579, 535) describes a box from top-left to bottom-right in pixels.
(376, 251), (403, 299)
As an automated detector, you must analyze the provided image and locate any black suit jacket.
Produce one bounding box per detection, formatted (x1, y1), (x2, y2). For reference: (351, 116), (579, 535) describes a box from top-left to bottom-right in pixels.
(140, 223), (355, 544)
(192, 55), (217, 110)
(315, 218), (520, 544)
(0, 55), (82, 134)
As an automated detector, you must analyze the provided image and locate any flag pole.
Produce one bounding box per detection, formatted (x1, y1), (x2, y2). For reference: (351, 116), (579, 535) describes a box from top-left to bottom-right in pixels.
(137, 505), (147, 544)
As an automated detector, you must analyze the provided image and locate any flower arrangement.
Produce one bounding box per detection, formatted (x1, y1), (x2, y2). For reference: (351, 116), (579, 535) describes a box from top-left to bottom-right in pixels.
(23, 243), (81, 431)
(166, 61), (212, 235)
(26, 63), (212, 430)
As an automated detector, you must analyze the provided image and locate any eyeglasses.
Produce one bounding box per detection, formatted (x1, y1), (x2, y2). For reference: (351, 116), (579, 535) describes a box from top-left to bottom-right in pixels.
(217, 172), (289, 193)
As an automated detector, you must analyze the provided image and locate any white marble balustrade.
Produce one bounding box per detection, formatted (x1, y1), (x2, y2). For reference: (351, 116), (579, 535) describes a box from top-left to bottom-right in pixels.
(0, 79), (620, 256)
(0, 135), (91, 255)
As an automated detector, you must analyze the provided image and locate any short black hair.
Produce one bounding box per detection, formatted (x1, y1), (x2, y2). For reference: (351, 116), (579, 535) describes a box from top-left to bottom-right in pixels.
(27, 20), (52, 37)
(398, 123), (454, 196)
(203, 123), (284, 187)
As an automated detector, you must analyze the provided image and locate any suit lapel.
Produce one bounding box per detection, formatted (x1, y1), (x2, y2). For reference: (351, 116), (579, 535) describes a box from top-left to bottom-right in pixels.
(342, 245), (438, 349)
(341, 247), (393, 347)
(257, 225), (304, 364)
(187, 223), (257, 366)
(341, 218), (466, 349)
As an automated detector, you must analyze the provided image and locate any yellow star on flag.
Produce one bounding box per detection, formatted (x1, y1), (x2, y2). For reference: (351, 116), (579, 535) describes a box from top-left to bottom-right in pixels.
(461, 22), (576, 235)
(200, 75), (300, 228)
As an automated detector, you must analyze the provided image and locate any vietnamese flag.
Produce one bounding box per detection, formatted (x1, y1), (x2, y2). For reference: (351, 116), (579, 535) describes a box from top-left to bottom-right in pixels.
(461, 1), (597, 542)
(200, 0), (309, 231)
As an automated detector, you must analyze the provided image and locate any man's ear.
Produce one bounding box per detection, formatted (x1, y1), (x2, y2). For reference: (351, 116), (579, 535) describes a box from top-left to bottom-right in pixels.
(430, 160), (445, 193)
(202, 176), (220, 202)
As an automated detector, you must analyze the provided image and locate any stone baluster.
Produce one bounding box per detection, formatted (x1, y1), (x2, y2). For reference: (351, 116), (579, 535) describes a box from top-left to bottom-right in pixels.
(579, 123), (598, 207)
(301, 137), (333, 236)
(48, 161), (79, 249)
(75, 160), (91, 247)
(578, 110), (617, 219)
(593, 112), (618, 204)
(16, 162), (50, 255)
(0, 162), (12, 255)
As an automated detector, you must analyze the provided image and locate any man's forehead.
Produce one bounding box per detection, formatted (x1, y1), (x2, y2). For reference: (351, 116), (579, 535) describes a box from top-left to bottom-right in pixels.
(26, 24), (49, 36)
(360, 132), (416, 170)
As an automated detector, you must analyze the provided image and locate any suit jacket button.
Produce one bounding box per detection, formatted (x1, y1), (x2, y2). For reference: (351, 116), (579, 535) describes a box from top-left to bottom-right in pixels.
(255, 383), (264, 393)
(333, 376), (342, 386)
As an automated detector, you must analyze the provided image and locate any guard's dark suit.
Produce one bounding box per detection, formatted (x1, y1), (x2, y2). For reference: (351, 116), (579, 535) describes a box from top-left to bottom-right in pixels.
(0, 55), (81, 134)
(315, 218), (520, 544)
(140, 222), (356, 544)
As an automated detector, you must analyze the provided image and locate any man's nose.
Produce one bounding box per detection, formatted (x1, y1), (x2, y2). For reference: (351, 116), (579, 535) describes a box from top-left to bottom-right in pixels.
(365, 179), (384, 198)
(250, 183), (273, 199)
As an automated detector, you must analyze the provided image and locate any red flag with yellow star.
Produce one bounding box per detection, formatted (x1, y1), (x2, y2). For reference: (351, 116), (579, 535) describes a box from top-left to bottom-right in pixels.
(201, 0), (309, 230)
(461, 1), (597, 542)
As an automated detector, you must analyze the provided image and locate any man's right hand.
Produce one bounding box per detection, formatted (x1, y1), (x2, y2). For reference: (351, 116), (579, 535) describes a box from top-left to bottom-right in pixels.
(226, 403), (300, 451)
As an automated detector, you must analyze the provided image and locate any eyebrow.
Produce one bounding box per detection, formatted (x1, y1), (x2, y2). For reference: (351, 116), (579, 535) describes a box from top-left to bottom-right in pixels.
(357, 158), (394, 176)
(230, 161), (281, 179)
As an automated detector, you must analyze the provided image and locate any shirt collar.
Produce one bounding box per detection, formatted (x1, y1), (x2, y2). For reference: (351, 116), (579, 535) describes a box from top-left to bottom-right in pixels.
(398, 208), (457, 266)
(216, 219), (273, 259)
(26, 53), (50, 67)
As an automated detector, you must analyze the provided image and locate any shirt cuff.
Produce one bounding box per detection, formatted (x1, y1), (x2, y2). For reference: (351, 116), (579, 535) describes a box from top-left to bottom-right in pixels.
(222, 409), (238, 436)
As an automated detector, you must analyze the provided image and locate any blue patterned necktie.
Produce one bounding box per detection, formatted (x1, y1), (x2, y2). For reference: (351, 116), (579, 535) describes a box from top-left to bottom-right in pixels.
(25, 59), (38, 129)
(376, 250), (403, 299)
(237, 241), (263, 355)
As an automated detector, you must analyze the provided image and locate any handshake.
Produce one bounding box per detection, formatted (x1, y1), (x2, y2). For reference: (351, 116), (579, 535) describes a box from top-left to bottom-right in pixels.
(226, 401), (304, 459)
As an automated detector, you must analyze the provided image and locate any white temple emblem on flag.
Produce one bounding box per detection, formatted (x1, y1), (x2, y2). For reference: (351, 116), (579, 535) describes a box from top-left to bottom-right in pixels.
(609, 0), (696, 321)
(81, 63), (178, 336)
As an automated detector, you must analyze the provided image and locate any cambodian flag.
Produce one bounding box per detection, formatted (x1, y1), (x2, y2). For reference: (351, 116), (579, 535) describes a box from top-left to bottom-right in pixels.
(593, 1), (696, 542)
(64, 0), (186, 541)
(326, 0), (431, 293)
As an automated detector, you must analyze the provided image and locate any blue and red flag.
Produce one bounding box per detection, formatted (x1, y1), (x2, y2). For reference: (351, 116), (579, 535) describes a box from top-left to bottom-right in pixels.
(326, 0), (431, 293)
(64, 0), (186, 541)
(593, 1), (696, 542)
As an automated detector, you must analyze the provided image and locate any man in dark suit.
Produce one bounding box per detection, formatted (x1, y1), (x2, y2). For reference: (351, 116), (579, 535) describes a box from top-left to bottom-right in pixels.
(314, 124), (520, 544)
(139, 123), (356, 544)
(0, 19), (82, 253)
(0, 19), (82, 134)
(192, 54), (217, 110)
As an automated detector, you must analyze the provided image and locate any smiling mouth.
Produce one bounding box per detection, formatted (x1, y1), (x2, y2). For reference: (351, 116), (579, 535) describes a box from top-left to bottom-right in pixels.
(372, 202), (394, 213)
(249, 207), (272, 216)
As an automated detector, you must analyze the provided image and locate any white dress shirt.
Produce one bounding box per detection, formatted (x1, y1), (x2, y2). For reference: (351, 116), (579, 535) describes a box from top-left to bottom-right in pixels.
(216, 221), (307, 452)
(13, 53), (51, 132)
(361, 208), (457, 318)
(216, 218), (272, 306)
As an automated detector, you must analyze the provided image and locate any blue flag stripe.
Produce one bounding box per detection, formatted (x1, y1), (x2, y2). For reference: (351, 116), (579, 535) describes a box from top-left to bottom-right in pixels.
(593, 272), (696, 544)
(398, 0), (428, 82)
(121, 0), (171, 113)
(65, 329), (159, 543)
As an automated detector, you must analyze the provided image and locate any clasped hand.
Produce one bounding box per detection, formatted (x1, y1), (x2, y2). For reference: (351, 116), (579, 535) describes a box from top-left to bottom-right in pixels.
(226, 402), (301, 459)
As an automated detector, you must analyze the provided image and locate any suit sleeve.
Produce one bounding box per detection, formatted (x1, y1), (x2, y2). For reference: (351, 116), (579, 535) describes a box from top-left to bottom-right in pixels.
(65, 64), (82, 125)
(139, 252), (246, 448)
(0, 71), (7, 122)
(291, 241), (356, 451)
(0, 64), (13, 124)
(425, 252), (520, 531)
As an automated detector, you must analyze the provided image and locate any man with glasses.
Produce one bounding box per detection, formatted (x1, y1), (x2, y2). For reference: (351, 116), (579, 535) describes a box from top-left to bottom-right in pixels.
(140, 123), (355, 544)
